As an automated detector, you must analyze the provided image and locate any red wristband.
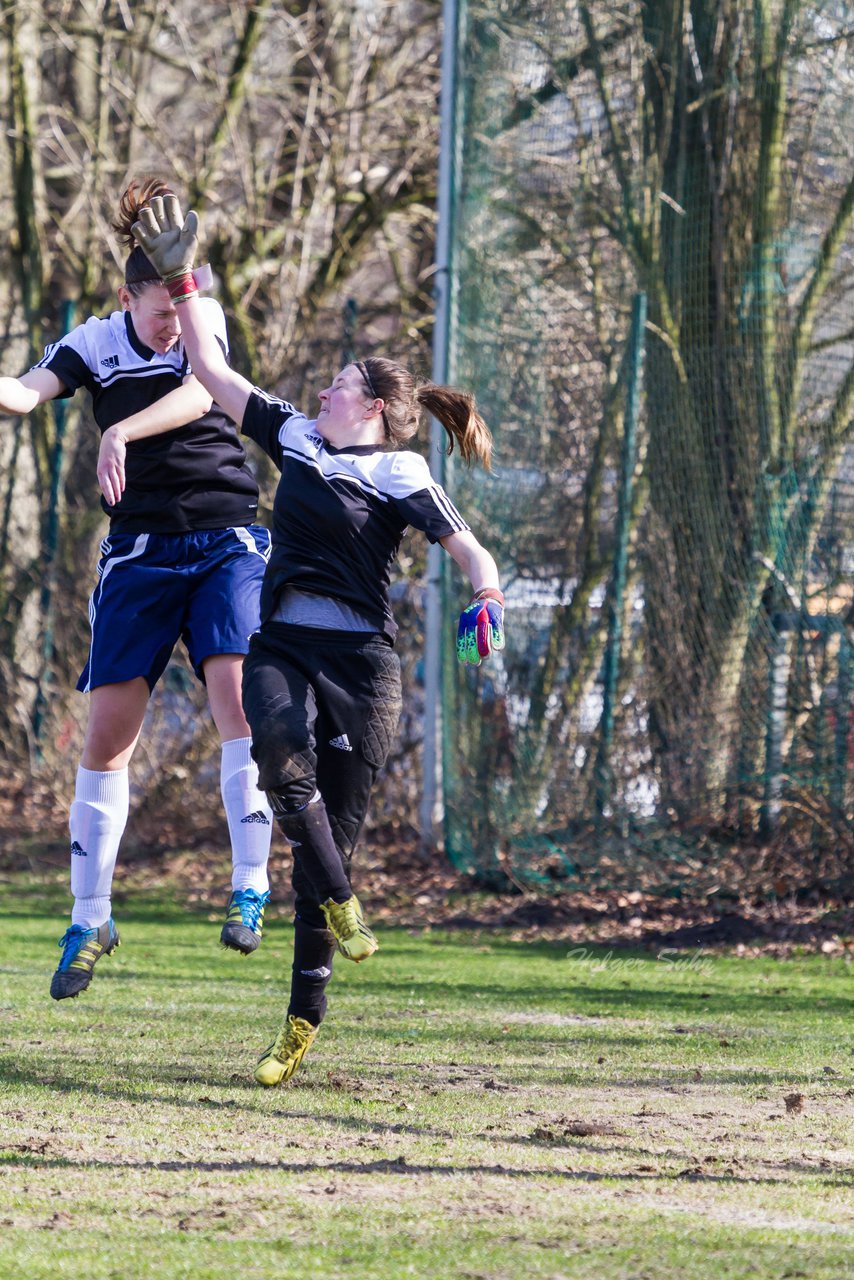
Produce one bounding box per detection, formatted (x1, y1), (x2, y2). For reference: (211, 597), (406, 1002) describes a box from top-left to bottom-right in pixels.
(165, 272), (198, 303)
(472, 587), (504, 606)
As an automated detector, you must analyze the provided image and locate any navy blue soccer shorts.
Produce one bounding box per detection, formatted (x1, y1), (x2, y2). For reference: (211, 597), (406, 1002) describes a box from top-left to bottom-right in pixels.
(77, 525), (271, 693)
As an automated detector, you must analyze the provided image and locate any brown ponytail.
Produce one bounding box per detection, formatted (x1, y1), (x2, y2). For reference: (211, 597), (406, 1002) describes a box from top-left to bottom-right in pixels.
(357, 357), (493, 470)
(113, 177), (173, 293)
(416, 383), (493, 470)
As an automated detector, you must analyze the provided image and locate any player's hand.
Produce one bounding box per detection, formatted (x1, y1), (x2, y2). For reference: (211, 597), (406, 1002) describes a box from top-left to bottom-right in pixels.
(97, 426), (126, 506)
(131, 194), (199, 282)
(457, 588), (505, 666)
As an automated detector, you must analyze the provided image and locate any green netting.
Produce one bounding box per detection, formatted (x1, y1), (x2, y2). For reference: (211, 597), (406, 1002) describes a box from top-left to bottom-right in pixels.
(440, 0), (854, 891)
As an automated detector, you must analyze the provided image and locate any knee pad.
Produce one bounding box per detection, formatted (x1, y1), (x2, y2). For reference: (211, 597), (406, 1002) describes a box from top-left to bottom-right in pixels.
(250, 702), (316, 792)
(251, 730), (317, 803)
(267, 776), (317, 819)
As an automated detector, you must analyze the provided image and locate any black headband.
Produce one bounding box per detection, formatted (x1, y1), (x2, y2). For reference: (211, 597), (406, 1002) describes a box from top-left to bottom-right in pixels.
(356, 361), (389, 435)
(356, 360), (379, 400)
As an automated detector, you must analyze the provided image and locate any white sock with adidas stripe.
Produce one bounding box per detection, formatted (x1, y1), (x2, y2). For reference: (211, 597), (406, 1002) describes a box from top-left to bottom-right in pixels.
(69, 766), (129, 927)
(221, 737), (272, 893)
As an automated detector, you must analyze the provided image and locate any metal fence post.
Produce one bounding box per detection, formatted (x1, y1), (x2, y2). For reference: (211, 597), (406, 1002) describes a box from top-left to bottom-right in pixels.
(32, 298), (76, 762)
(421, 0), (462, 849)
(760, 612), (794, 838)
(595, 292), (647, 817)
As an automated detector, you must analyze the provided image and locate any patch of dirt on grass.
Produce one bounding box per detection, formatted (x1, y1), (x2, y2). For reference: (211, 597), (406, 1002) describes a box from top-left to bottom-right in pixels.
(532, 1119), (623, 1141)
(623, 1189), (854, 1236)
(497, 1012), (610, 1026)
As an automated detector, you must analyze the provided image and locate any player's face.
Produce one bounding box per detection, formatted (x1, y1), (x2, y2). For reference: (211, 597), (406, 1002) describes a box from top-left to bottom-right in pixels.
(316, 365), (377, 439)
(121, 284), (182, 354)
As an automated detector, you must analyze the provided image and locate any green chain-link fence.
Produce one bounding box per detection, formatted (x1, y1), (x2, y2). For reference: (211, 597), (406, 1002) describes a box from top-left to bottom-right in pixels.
(439, 0), (854, 892)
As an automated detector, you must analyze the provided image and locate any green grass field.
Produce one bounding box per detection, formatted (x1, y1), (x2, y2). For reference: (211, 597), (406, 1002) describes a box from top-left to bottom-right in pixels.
(0, 879), (852, 1279)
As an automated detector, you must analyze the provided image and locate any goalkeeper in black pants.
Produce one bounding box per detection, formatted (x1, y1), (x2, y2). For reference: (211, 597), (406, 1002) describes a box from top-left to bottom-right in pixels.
(134, 195), (505, 1085)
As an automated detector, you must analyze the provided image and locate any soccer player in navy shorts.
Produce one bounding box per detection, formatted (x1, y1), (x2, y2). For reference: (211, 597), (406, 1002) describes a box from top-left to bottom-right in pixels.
(0, 180), (274, 999)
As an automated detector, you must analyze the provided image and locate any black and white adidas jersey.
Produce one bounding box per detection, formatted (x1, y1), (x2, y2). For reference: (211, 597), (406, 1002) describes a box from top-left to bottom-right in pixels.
(242, 388), (470, 640)
(31, 299), (259, 533)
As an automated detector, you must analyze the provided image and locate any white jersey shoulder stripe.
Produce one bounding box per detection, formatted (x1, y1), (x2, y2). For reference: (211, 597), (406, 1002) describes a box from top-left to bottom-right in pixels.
(252, 386), (304, 417)
(387, 450), (467, 528)
(249, 387), (310, 444)
(33, 339), (64, 370)
(425, 483), (468, 531)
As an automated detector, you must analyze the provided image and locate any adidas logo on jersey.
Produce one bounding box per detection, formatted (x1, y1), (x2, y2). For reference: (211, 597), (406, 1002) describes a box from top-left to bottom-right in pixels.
(71, 840), (88, 857)
(100, 354), (120, 369)
(240, 810), (270, 825)
(329, 734), (352, 751)
(306, 432), (323, 447)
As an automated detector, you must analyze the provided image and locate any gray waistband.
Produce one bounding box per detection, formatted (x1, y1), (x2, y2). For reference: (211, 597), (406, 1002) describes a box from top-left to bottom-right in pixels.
(270, 588), (376, 631)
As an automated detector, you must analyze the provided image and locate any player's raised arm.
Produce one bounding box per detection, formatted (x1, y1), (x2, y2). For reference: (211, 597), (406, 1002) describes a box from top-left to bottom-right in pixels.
(132, 196), (254, 428)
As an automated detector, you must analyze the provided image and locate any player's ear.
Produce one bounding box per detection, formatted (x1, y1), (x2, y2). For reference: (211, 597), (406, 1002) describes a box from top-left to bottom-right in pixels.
(117, 285), (132, 311)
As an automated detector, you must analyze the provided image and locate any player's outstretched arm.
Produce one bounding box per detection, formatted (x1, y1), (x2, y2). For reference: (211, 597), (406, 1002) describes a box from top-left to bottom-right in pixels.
(441, 529), (506, 667)
(132, 196), (254, 428)
(0, 368), (65, 415)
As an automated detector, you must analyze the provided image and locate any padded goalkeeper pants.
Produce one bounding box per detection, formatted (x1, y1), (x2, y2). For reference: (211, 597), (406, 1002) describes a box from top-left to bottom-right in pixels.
(242, 622), (401, 1021)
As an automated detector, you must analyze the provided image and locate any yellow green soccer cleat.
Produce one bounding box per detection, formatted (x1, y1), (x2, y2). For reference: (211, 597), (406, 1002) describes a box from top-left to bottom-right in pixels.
(255, 1015), (318, 1087)
(320, 894), (378, 962)
(50, 919), (121, 1000)
(220, 888), (269, 954)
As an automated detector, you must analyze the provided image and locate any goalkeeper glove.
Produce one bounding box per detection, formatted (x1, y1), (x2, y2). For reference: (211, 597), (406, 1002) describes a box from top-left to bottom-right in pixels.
(457, 588), (505, 667)
(131, 194), (201, 302)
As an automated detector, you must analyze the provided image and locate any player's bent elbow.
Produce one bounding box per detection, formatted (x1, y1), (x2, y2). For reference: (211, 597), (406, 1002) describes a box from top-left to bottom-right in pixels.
(0, 377), (34, 416)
